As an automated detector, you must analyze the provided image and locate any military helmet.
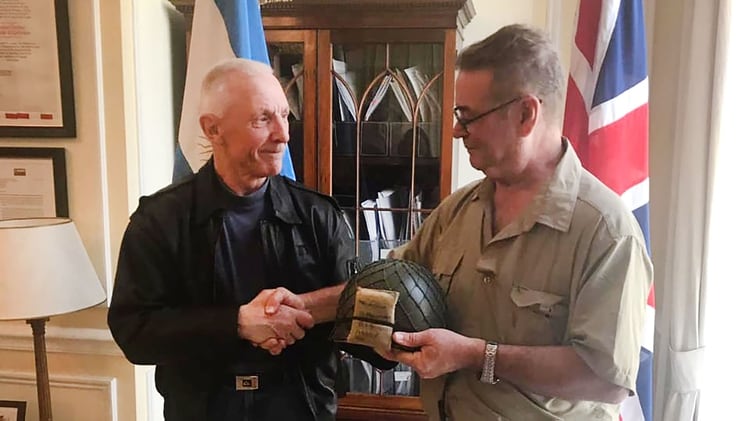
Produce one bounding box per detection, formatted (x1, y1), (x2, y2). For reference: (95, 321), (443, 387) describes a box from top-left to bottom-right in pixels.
(331, 258), (447, 370)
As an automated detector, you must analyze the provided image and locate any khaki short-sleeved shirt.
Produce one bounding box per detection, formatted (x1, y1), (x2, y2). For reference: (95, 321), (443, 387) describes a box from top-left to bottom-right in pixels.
(392, 140), (653, 421)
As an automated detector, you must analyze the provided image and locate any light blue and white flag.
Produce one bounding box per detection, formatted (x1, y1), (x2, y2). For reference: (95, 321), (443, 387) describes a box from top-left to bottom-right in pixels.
(175, 0), (296, 181)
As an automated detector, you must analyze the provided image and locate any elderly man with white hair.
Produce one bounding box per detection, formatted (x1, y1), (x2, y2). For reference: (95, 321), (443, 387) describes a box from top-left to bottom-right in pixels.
(108, 58), (355, 421)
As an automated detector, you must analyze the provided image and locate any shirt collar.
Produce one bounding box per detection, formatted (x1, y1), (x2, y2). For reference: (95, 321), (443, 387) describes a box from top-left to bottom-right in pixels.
(194, 159), (301, 224)
(528, 138), (581, 232)
(470, 138), (581, 233)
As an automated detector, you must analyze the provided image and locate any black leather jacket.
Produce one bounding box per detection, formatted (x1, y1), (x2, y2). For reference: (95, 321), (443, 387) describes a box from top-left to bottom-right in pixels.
(108, 161), (355, 421)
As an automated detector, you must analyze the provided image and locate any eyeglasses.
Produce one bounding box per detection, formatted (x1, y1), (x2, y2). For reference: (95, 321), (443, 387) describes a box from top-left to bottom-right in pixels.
(453, 96), (532, 133)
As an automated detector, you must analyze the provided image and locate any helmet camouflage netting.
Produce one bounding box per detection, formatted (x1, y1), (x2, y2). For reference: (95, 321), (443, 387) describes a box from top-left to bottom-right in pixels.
(331, 258), (447, 370)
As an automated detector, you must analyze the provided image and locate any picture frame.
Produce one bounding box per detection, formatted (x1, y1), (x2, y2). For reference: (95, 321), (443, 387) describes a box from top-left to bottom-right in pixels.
(0, 400), (26, 421)
(0, 0), (76, 138)
(0, 147), (68, 219)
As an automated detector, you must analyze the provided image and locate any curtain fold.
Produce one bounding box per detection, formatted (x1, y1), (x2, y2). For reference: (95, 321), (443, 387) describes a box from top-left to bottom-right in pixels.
(649, 0), (728, 420)
(699, 0), (749, 419)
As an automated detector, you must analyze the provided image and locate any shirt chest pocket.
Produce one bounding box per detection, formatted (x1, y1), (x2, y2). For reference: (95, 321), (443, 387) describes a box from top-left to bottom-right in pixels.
(508, 286), (569, 345)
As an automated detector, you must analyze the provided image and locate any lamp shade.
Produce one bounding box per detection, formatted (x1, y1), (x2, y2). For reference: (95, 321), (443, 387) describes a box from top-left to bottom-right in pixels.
(0, 218), (106, 321)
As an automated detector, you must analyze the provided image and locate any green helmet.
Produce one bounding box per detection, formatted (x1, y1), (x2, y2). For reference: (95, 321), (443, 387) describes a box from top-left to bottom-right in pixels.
(331, 258), (447, 370)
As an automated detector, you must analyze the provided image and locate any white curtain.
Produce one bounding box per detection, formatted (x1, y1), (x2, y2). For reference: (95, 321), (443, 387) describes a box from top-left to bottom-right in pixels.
(649, 0), (728, 420)
(699, 1), (750, 419)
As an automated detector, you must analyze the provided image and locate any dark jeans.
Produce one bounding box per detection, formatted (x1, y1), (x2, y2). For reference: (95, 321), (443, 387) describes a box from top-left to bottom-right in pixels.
(206, 375), (314, 421)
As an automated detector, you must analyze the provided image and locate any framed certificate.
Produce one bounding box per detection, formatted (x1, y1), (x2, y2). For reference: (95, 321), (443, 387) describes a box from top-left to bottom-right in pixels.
(0, 147), (68, 219)
(0, 400), (26, 421)
(0, 0), (76, 137)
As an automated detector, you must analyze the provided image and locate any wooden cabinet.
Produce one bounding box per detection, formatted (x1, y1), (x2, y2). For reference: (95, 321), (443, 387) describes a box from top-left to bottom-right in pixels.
(259, 0), (474, 262)
(336, 393), (429, 421)
(169, 1), (474, 419)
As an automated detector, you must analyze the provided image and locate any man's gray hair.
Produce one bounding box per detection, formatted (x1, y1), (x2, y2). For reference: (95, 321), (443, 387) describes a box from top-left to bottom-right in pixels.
(457, 24), (565, 119)
(198, 58), (275, 116)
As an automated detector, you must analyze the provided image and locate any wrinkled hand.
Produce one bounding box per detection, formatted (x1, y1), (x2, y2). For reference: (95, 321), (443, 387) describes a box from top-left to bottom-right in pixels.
(237, 288), (313, 355)
(377, 328), (483, 379)
(253, 337), (286, 356)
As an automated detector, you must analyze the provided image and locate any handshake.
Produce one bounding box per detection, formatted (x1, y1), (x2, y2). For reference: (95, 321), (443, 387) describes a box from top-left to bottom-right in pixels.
(236, 287), (314, 356)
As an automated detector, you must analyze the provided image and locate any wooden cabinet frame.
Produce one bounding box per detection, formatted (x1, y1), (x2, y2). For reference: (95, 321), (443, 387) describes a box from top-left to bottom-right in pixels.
(264, 29), (319, 188)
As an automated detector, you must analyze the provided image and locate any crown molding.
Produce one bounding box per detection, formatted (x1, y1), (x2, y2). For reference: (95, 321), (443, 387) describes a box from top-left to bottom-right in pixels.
(457, 0), (476, 38)
(169, 0), (475, 31)
(262, 0), (468, 9)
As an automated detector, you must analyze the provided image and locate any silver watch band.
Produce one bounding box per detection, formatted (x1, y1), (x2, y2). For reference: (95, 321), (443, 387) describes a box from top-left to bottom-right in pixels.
(480, 340), (499, 384)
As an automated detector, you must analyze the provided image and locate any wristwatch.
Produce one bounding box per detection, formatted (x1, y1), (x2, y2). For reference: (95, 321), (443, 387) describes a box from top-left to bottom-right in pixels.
(480, 340), (500, 384)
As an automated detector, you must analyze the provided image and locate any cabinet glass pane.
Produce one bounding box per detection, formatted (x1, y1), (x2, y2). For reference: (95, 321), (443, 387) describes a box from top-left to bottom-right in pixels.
(268, 42), (305, 184)
(331, 41), (442, 398)
(330, 42), (443, 264)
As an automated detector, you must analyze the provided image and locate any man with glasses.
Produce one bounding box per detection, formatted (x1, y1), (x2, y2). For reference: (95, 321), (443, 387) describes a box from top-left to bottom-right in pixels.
(376, 24), (654, 420)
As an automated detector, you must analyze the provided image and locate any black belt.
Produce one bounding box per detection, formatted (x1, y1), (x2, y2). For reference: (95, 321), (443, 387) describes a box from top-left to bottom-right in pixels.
(224, 371), (287, 391)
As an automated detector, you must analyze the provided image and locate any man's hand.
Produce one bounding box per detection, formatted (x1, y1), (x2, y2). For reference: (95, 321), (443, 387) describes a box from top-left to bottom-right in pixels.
(237, 288), (313, 353)
(260, 287), (307, 313)
(252, 337), (287, 356)
(377, 328), (484, 379)
(263, 284), (344, 324)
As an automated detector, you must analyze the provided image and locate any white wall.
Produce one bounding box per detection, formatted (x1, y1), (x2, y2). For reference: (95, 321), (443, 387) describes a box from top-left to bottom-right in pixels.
(132, 0), (187, 198)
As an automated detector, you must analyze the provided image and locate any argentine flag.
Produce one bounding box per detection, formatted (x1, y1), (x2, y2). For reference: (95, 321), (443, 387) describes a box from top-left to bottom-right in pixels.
(175, 0), (296, 181)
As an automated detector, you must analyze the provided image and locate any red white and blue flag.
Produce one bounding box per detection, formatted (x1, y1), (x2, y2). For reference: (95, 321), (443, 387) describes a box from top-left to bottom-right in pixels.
(563, 1), (654, 420)
(175, 0), (296, 181)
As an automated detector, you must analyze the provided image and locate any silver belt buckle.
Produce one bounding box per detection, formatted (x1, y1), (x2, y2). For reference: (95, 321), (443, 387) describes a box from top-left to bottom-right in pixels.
(235, 375), (259, 391)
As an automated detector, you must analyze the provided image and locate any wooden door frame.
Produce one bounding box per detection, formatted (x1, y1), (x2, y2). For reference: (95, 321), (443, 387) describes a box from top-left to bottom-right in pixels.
(265, 29), (319, 190)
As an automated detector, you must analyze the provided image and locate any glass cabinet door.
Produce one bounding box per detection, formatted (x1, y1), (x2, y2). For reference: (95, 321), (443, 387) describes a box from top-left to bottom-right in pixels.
(328, 31), (445, 264)
(266, 30), (317, 188)
(327, 30), (446, 398)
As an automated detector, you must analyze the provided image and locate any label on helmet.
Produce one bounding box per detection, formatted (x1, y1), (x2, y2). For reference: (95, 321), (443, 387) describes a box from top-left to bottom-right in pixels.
(347, 287), (400, 352)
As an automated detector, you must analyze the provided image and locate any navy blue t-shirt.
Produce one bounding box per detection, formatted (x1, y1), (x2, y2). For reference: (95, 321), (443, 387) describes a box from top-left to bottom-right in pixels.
(213, 177), (279, 371)
(215, 178), (273, 304)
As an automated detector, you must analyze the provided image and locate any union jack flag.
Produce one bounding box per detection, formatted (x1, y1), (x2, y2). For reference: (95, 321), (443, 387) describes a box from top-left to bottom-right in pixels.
(562, 1), (654, 420)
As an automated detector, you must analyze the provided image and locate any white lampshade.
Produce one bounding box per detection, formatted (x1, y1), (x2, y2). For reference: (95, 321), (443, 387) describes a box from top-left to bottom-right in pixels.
(0, 218), (106, 320)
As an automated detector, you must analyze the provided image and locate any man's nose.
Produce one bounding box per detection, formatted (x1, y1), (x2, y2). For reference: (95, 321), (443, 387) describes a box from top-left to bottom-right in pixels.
(272, 114), (290, 143)
(452, 120), (467, 139)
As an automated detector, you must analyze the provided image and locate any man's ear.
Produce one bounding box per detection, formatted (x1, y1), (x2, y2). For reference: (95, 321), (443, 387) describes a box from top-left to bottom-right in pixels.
(199, 114), (222, 145)
(517, 96), (540, 137)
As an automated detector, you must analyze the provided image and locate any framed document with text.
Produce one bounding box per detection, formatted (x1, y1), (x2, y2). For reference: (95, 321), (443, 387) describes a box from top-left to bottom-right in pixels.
(0, 400), (26, 421)
(0, 147), (68, 219)
(0, 0), (76, 137)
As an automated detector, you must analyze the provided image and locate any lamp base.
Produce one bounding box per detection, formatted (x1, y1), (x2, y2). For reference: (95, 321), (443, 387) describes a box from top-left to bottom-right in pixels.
(27, 318), (53, 421)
